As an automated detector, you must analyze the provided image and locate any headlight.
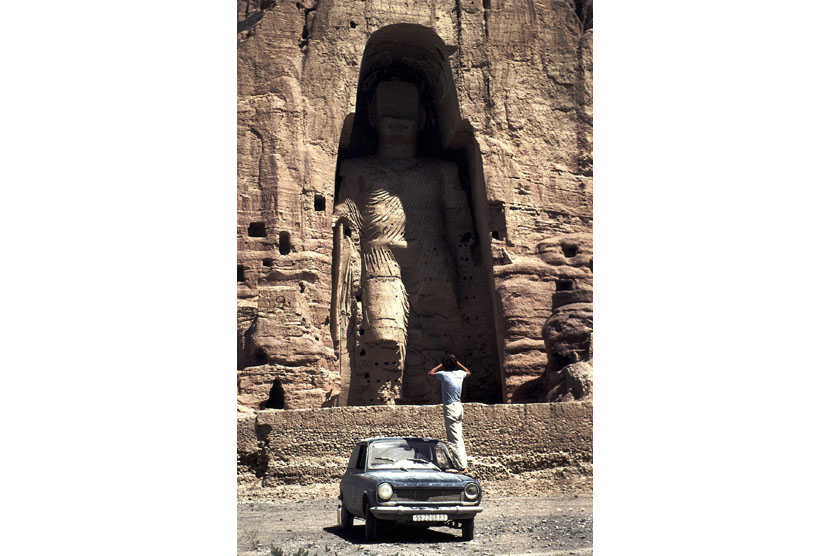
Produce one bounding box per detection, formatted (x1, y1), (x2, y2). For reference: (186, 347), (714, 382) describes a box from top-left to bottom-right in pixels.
(377, 482), (393, 500)
(464, 482), (480, 500)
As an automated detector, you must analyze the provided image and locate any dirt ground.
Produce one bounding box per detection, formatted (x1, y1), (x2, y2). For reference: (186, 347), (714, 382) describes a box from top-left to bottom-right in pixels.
(237, 490), (593, 556)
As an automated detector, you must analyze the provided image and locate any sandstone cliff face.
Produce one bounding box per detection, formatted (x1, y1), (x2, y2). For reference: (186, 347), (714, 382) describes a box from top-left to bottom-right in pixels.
(237, 0), (592, 408)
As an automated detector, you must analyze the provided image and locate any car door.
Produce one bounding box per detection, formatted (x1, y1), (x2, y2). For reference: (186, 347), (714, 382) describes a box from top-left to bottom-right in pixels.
(343, 443), (367, 515)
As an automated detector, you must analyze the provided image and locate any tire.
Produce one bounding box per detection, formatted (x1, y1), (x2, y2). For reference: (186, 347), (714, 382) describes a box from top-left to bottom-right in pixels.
(364, 501), (379, 542)
(339, 499), (354, 530)
(461, 518), (475, 541)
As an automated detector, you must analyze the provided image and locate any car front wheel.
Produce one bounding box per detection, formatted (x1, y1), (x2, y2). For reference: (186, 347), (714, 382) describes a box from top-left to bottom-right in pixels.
(461, 518), (475, 541)
(364, 501), (379, 542)
(339, 499), (353, 530)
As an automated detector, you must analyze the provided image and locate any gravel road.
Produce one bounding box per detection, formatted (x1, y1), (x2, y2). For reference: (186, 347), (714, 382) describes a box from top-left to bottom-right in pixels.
(238, 493), (592, 556)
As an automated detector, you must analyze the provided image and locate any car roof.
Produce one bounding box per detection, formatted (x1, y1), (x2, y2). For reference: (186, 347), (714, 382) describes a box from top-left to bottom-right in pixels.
(358, 436), (444, 444)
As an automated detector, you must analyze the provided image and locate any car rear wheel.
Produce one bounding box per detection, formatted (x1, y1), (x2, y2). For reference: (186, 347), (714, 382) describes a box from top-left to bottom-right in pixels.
(364, 501), (379, 542)
(339, 498), (353, 530)
(461, 518), (475, 541)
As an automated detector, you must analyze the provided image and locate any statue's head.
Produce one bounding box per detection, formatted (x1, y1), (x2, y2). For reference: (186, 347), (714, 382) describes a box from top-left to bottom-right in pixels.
(368, 80), (424, 148)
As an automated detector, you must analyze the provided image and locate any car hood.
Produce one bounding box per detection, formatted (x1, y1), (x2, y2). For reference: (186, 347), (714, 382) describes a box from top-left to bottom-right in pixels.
(365, 469), (474, 487)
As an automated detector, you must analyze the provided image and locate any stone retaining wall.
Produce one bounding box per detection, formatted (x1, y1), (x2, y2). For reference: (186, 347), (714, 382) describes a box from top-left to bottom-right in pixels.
(238, 401), (592, 489)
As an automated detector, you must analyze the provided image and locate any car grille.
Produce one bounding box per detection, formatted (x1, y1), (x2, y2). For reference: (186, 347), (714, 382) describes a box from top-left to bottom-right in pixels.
(392, 488), (463, 503)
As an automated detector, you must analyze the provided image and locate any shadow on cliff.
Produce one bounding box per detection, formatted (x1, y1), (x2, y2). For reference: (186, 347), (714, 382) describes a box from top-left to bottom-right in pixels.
(323, 524), (460, 544)
(511, 376), (546, 403)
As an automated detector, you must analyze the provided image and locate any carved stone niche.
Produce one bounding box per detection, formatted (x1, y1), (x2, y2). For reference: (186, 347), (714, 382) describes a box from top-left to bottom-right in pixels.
(330, 24), (505, 406)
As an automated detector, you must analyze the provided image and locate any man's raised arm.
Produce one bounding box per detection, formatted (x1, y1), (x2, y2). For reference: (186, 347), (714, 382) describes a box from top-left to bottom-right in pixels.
(427, 363), (442, 380)
(456, 361), (472, 378)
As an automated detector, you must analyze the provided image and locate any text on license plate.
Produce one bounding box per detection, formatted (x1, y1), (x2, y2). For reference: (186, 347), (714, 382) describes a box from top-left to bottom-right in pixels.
(413, 514), (447, 522)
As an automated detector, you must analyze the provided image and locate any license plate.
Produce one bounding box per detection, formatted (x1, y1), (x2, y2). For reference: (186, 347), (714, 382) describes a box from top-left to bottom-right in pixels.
(413, 514), (447, 522)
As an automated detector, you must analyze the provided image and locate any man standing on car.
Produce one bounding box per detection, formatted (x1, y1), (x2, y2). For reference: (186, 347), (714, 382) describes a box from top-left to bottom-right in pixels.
(427, 354), (471, 473)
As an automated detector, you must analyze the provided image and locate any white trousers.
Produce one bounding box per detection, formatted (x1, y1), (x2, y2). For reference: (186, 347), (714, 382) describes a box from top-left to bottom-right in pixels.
(442, 402), (467, 469)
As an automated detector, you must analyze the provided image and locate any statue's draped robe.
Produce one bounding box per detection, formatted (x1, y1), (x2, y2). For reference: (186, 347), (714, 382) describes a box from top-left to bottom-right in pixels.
(333, 155), (474, 404)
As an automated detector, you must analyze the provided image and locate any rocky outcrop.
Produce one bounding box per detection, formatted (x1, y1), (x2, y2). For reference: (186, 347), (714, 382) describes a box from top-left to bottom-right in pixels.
(237, 1), (592, 408)
(539, 233), (593, 401)
(549, 360), (593, 402)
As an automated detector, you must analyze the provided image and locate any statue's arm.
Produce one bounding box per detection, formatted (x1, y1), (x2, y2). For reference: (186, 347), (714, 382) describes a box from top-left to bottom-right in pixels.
(330, 165), (362, 354)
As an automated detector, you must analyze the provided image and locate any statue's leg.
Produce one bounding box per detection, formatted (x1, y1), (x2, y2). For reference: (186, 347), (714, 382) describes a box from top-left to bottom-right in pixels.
(356, 275), (408, 405)
(401, 325), (443, 404)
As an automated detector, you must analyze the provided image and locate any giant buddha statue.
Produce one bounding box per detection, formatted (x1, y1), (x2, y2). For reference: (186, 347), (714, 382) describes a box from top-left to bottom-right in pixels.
(331, 79), (476, 405)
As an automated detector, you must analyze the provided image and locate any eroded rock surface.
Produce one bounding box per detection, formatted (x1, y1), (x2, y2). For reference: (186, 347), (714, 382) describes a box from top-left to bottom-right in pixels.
(238, 1), (592, 408)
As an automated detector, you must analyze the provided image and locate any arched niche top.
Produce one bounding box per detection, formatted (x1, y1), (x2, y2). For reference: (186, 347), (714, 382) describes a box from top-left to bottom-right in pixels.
(349, 23), (468, 157)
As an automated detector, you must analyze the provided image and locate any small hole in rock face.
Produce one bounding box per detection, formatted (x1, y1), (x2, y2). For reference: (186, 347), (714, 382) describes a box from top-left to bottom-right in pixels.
(279, 231), (291, 255)
(254, 348), (267, 365)
(556, 279), (574, 291)
(343, 225), (352, 238)
(299, 282), (305, 293)
(552, 353), (573, 371)
(248, 222), (266, 237)
(491, 230), (500, 240)
(562, 245), (578, 257)
(350, 20), (358, 28)
(314, 194), (325, 211)
(374, 362), (378, 366)
(589, 258), (593, 272)
(359, 328), (365, 335)
(355, 295), (362, 303)
(360, 349), (366, 356)
(260, 379), (285, 409)
(237, 265), (246, 282)
(364, 373), (369, 379)
(460, 231), (472, 244)
(262, 258), (274, 267)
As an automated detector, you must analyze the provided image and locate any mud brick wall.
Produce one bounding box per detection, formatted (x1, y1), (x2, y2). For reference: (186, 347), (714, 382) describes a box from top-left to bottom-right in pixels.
(238, 401), (592, 487)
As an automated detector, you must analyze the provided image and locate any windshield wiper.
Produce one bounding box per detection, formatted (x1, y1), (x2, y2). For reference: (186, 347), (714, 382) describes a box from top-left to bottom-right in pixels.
(372, 457), (395, 462)
(403, 458), (440, 470)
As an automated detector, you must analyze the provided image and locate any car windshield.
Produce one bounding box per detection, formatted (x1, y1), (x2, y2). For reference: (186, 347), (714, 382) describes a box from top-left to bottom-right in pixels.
(367, 439), (451, 470)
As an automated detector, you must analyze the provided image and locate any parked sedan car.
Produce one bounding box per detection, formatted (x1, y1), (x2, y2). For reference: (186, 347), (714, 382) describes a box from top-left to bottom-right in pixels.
(337, 437), (483, 541)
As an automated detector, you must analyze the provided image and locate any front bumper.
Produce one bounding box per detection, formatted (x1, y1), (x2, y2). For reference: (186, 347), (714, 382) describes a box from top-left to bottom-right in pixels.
(370, 505), (483, 519)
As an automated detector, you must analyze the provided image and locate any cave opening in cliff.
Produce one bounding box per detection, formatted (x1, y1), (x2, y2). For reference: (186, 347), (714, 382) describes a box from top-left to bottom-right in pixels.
(237, 265), (246, 282)
(552, 353), (574, 373)
(557, 279), (575, 291)
(248, 222), (266, 237)
(279, 231), (291, 255)
(260, 379), (285, 409)
(254, 348), (267, 365)
(330, 23), (505, 406)
(562, 245), (578, 257)
(314, 194), (325, 211)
